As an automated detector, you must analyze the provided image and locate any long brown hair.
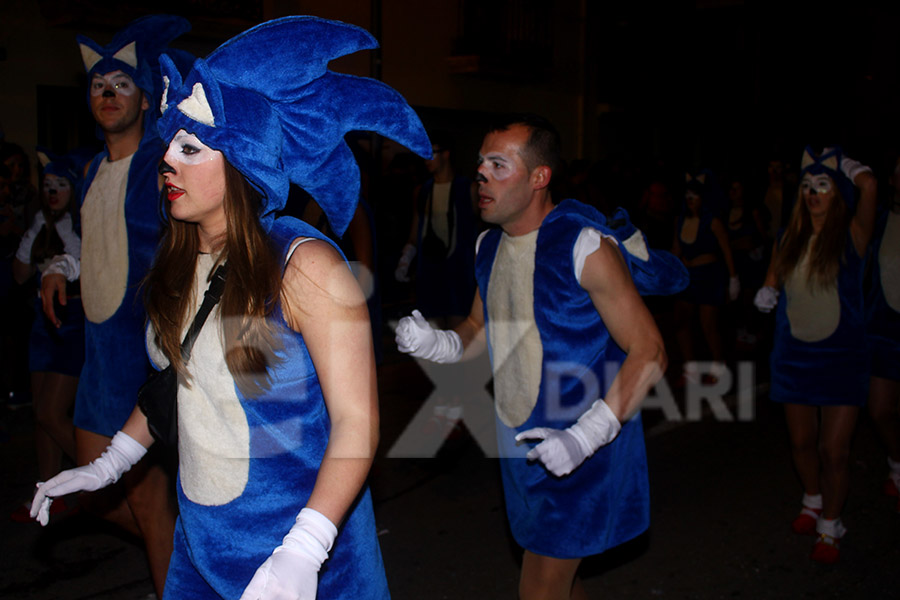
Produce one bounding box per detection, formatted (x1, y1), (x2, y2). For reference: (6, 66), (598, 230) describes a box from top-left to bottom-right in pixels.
(144, 158), (283, 398)
(30, 176), (75, 265)
(773, 180), (848, 289)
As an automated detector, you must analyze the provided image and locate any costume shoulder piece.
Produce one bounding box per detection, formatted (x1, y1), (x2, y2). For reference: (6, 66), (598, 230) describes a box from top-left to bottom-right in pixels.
(547, 199), (688, 296)
(158, 16), (432, 235)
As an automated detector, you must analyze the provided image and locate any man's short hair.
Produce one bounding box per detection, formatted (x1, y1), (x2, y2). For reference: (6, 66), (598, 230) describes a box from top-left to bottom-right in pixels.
(487, 113), (561, 174)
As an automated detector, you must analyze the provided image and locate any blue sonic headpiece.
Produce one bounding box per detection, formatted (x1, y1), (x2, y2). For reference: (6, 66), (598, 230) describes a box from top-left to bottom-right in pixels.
(157, 16), (432, 235)
(77, 14), (192, 128)
(799, 146), (856, 212)
(36, 147), (94, 198)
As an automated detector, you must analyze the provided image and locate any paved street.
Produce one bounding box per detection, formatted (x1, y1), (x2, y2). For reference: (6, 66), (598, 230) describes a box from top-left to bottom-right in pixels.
(2, 351), (899, 599)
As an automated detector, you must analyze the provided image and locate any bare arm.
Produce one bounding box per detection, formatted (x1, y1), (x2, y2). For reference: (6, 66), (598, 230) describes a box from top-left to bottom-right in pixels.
(283, 239), (378, 526)
(850, 170), (877, 256)
(580, 240), (667, 421)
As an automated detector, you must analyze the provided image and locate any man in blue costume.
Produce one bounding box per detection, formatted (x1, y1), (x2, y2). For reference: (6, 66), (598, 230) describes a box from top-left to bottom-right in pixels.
(397, 114), (682, 599)
(39, 15), (191, 597)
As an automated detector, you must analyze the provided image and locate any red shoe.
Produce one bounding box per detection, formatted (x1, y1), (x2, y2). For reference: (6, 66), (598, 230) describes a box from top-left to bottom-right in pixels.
(791, 507), (821, 535)
(810, 533), (840, 564)
(10, 496), (73, 523)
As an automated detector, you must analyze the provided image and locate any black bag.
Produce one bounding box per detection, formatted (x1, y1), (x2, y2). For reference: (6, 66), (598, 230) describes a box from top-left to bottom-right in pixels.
(137, 365), (179, 447)
(138, 264), (227, 447)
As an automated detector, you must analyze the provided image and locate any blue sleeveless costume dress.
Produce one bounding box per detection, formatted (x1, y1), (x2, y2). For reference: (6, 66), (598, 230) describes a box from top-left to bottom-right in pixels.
(160, 217), (389, 599)
(474, 200), (668, 558)
(73, 133), (162, 436)
(676, 211), (728, 306)
(770, 236), (869, 406)
(866, 209), (900, 382)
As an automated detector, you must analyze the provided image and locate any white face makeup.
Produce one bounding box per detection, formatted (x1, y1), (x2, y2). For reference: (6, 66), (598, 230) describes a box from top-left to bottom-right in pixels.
(165, 131), (220, 166)
(42, 174), (72, 195)
(477, 151), (520, 182)
(800, 173), (833, 195)
(90, 70), (139, 97)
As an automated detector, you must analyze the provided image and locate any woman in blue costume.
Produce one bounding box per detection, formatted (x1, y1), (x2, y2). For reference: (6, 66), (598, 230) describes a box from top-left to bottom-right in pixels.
(11, 150), (84, 519)
(671, 174), (739, 384)
(754, 146), (877, 564)
(30, 16), (431, 599)
(866, 155), (900, 513)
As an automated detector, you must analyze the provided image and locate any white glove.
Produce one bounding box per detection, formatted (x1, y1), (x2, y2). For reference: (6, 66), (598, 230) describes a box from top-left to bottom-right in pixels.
(729, 276), (740, 301)
(394, 243), (416, 282)
(395, 309), (463, 364)
(753, 286), (779, 313)
(515, 399), (621, 476)
(240, 507), (337, 600)
(30, 431), (146, 525)
(42, 253), (80, 281)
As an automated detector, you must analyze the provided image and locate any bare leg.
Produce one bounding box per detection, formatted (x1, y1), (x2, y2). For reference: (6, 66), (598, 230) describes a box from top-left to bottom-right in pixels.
(818, 405), (859, 520)
(519, 550), (583, 600)
(868, 376), (900, 462)
(698, 304), (724, 363)
(122, 452), (177, 598)
(783, 404), (820, 496)
(32, 371), (78, 480)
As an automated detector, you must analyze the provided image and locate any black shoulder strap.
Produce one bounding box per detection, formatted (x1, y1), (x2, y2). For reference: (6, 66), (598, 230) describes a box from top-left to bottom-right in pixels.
(179, 263), (228, 361)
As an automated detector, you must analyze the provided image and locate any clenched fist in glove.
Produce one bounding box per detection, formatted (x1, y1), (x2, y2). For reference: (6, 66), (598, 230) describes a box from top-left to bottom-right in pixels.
(515, 399), (621, 476)
(240, 507), (338, 600)
(753, 285), (779, 313)
(395, 309), (463, 364)
(31, 431), (147, 525)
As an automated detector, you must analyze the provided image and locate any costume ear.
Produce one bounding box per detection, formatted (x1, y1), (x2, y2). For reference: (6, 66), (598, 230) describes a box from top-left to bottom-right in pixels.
(158, 54), (184, 115)
(112, 41), (138, 69)
(685, 172), (692, 183)
(696, 173), (706, 184)
(821, 155), (839, 172)
(36, 150), (51, 168)
(79, 43), (103, 72)
(177, 83), (216, 127)
(800, 146), (816, 171)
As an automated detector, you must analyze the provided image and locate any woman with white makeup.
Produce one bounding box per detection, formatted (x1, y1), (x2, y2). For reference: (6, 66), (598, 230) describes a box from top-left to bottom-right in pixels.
(755, 146), (877, 564)
(30, 16), (430, 599)
(10, 151), (83, 520)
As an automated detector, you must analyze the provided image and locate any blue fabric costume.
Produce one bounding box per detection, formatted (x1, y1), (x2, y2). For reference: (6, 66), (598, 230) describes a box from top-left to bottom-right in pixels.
(474, 199), (685, 558)
(770, 147), (869, 407)
(415, 175), (478, 319)
(72, 15), (191, 436)
(154, 16), (431, 598)
(866, 208), (900, 382)
(161, 218), (389, 600)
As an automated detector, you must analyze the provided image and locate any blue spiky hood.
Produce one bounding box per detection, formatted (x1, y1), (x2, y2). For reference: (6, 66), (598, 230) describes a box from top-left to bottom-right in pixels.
(77, 14), (192, 130)
(36, 146), (94, 199)
(157, 16), (432, 234)
(799, 146), (856, 212)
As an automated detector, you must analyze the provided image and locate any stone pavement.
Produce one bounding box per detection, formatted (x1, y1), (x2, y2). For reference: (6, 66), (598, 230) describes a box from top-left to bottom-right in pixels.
(2, 353), (899, 599)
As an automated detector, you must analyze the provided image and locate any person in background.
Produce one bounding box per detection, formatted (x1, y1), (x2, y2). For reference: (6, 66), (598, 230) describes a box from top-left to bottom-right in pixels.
(38, 15), (192, 596)
(395, 130), (479, 328)
(865, 153), (900, 513)
(671, 173), (739, 385)
(755, 146), (877, 564)
(10, 150), (85, 521)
